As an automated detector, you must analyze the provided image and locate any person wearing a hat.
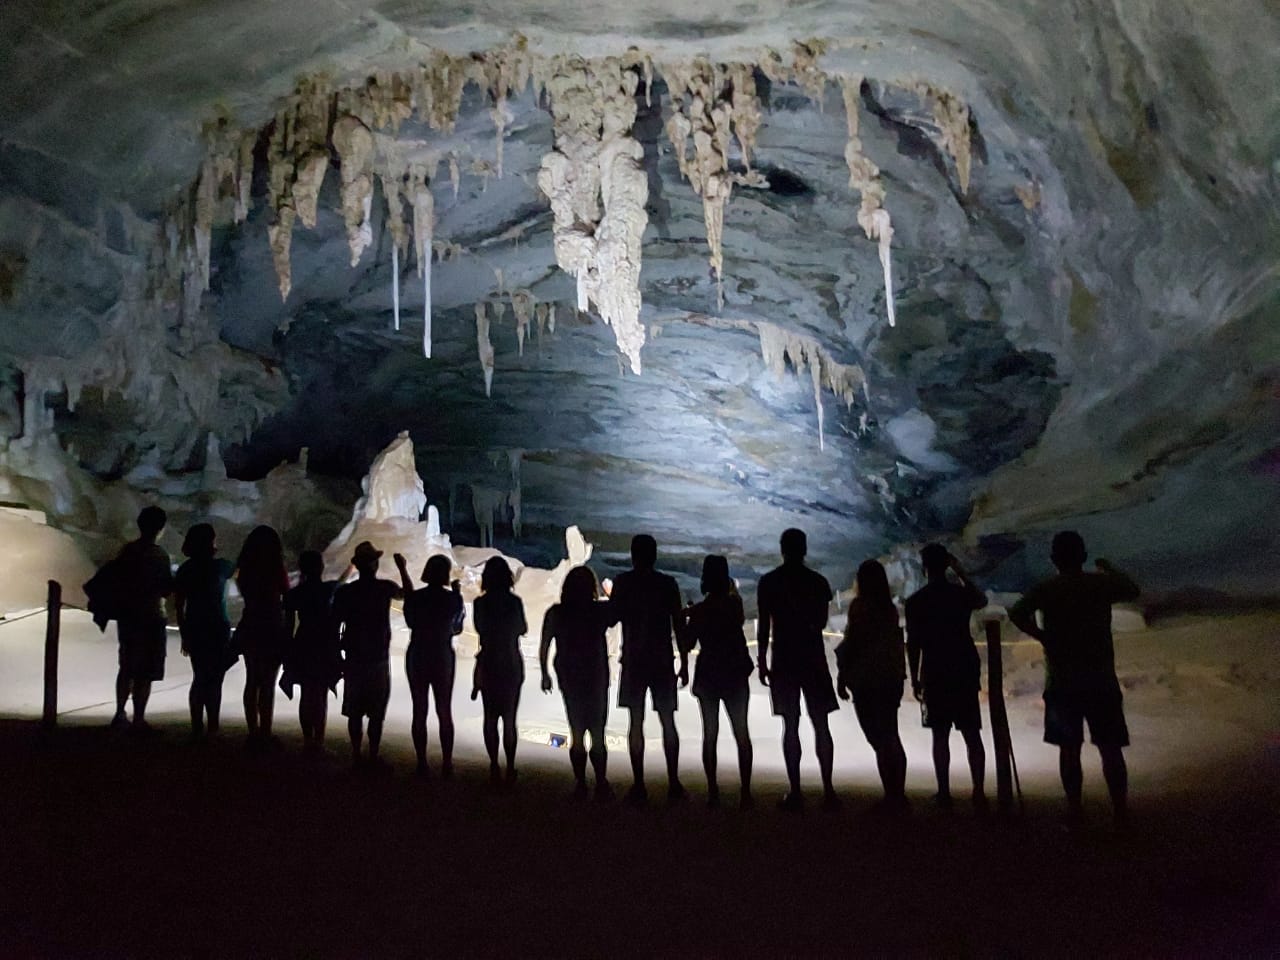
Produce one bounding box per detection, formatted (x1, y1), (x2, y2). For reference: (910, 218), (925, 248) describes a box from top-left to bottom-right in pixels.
(682, 555), (755, 809)
(333, 541), (405, 768)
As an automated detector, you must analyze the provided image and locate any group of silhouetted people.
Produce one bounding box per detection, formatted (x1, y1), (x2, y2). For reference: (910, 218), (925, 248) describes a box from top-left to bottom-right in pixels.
(88, 508), (1140, 824)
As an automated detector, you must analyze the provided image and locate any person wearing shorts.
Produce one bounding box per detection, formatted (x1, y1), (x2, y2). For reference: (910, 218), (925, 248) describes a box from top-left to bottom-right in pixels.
(610, 534), (687, 804)
(756, 528), (839, 811)
(905, 543), (989, 810)
(1009, 531), (1140, 826)
(333, 542), (403, 769)
(108, 506), (173, 732)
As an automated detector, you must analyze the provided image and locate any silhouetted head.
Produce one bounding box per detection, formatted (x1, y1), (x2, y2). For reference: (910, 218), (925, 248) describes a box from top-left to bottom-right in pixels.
(780, 528), (807, 563)
(137, 506), (167, 541)
(351, 540), (382, 576)
(856, 559), (894, 612)
(560, 564), (599, 606)
(238, 525), (285, 584)
(298, 550), (324, 581)
(1050, 531), (1087, 572)
(700, 555), (733, 596)
(481, 556), (514, 594)
(920, 543), (950, 577)
(422, 554), (452, 588)
(630, 534), (657, 571)
(181, 523), (216, 559)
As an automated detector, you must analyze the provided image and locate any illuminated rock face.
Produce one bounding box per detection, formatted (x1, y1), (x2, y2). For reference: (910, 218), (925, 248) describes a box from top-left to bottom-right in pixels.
(0, 5), (1276, 598)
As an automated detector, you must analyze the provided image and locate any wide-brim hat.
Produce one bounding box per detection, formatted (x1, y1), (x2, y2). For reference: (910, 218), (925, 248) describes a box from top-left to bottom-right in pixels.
(352, 541), (383, 565)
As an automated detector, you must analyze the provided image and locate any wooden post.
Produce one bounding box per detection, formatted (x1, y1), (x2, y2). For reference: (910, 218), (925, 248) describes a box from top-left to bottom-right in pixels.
(984, 617), (1015, 815)
(42, 580), (62, 728)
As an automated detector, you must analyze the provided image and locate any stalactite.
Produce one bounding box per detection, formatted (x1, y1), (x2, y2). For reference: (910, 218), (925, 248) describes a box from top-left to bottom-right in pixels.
(391, 245), (400, 332)
(507, 449), (524, 538)
(475, 302), (495, 397)
(548, 303), (557, 334)
(267, 206), (295, 302)
(534, 301), (549, 347)
(449, 155), (460, 200)
(511, 290), (534, 356)
(410, 166), (435, 357)
(915, 83), (973, 194)
(791, 40), (829, 107)
(756, 320), (868, 450)
(482, 36), (532, 179)
(841, 75), (895, 327)
(332, 116), (376, 266)
(471, 486), (507, 548)
(538, 57), (648, 373)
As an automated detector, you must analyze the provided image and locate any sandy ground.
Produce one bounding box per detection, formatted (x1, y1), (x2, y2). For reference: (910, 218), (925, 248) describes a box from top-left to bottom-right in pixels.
(1, 610), (1277, 957)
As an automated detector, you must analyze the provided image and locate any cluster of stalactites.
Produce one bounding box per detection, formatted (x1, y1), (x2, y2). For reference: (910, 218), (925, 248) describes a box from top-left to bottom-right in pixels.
(472, 292), (560, 395)
(757, 320), (868, 451)
(536, 55), (649, 374)
(660, 58), (767, 311)
(913, 81), (973, 194)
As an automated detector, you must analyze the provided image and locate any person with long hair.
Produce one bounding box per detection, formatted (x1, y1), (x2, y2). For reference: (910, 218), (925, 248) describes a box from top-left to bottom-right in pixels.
(836, 559), (909, 813)
(473, 556), (527, 783)
(396, 552), (465, 777)
(234, 524), (289, 747)
(684, 555), (754, 809)
(174, 523), (235, 740)
(539, 565), (618, 801)
(282, 550), (342, 750)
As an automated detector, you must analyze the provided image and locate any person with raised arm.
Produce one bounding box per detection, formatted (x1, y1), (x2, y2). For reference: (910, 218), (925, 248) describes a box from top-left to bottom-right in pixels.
(1008, 531), (1140, 827)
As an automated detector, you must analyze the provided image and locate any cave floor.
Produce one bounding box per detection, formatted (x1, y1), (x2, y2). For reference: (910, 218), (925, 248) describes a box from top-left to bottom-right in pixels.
(1, 612), (1277, 957)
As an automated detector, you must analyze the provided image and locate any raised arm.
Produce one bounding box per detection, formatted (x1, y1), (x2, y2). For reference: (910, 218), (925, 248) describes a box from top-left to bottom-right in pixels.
(948, 554), (988, 610)
(1095, 558), (1140, 603)
(393, 553), (412, 599)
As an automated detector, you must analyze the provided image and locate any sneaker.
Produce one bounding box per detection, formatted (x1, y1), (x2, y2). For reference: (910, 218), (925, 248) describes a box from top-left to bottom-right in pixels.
(625, 783), (649, 805)
(777, 791), (804, 813)
(593, 781), (615, 803)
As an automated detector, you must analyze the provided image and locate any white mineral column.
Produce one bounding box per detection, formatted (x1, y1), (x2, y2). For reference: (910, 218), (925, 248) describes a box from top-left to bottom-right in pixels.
(392, 244), (401, 331)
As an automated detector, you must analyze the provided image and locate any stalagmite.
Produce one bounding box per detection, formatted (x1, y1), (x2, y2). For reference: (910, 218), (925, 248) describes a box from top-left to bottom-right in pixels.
(332, 116), (376, 266)
(475, 302), (495, 397)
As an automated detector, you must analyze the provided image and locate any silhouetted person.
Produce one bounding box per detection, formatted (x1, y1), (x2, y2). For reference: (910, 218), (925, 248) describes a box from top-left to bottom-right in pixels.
(473, 556), (527, 783)
(837, 559), (908, 813)
(397, 553), (465, 777)
(174, 523), (234, 740)
(235, 525), (289, 748)
(282, 550), (341, 750)
(109, 506), (173, 731)
(610, 534), (687, 803)
(683, 555), (754, 809)
(757, 528), (839, 810)
(1009, 531), (1140, 827)
(540, 565), (616, 801)
(905, 544), (988, 811)
(334, 542), (404, 769)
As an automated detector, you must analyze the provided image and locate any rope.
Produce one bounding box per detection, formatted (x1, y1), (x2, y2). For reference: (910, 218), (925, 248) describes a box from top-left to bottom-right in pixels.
(0, 607), (49, 628)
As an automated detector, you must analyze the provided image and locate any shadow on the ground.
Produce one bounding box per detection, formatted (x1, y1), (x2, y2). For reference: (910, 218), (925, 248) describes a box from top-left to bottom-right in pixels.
(1, 718), (1277, 958)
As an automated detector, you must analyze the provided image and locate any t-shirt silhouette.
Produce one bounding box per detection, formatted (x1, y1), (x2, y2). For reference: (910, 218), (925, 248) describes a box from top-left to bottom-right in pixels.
(175, 557), (234, 628)
(905, 580), (985, 690)
(334, 577), (400, 666)
(756, 562), (832, 675)
(1009, 571), (1139, 695)
(610, 568), (682, 673)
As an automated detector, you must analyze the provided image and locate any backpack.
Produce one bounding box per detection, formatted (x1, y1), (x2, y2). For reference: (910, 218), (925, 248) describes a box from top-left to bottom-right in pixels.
(83, 556), (126, 633)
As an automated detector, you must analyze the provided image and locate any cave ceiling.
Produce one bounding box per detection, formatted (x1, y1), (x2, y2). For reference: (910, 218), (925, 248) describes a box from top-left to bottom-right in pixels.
(0, 0), (1276, 594)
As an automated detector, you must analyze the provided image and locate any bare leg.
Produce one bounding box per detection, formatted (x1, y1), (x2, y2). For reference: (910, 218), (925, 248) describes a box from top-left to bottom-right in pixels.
(206, 680), (222, 735)
(243, 662), (259, 736)
(812, 712), (836, 797)
(132, 681), (152, 725)
(189, 684), (203, 736)
(726, 693), (753, 802)
(932, 727), (952, 801)
(627, 706), (646, 790)
(569, 724), (588, 787)
(312, 689), (324, 744)
(258, 667), (278, 738)
(962, 727), (987, 800)
(781, 713), (803, 797)
(367, 717), (383, 760)
(434, 675), (455, 776)
(657, 707), (682, 795)
(411, 684), (430, 772)
(300, 684), (315, 742)
(114, 669), (130, 721)
(482, 700), (500, 771)
(348, 717), (363, 763)
(1098, 745), (1128, 824)
(1059, 744), (1084, 818)
(588, 722), (608, 787)
(699, 698), (721, 801)
(502, 691), (519, 773)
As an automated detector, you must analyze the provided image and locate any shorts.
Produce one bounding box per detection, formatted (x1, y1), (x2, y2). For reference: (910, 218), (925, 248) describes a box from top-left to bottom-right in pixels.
(1044, 688), (1129, 748)
(769, 663), (838, 718)
(343, 660), (391, 721)
(922, 684), (982, 732)
(852, 689), (902, 749)
(560, 677), (608, 733)
(406, 644), (456, 699)
(618, 663), (677, 713)
(118, 619), (167, 683)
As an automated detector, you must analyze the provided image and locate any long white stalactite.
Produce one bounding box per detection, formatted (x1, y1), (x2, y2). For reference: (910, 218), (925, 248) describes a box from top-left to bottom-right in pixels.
(392, 244), (400, 331)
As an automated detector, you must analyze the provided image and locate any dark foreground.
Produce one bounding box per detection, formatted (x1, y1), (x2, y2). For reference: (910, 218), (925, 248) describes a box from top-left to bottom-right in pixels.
(2, 719), (1277, 959)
